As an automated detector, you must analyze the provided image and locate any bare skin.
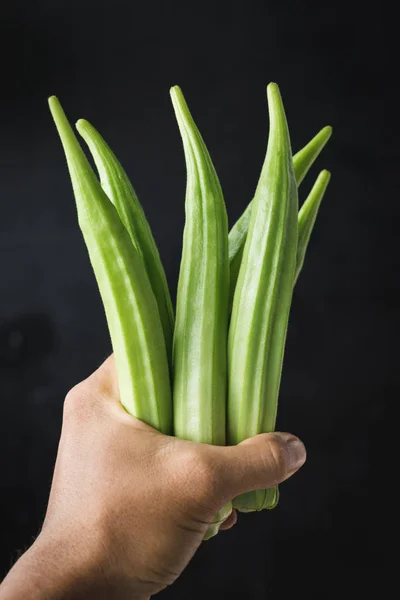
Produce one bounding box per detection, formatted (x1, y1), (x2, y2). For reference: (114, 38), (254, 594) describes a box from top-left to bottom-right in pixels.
(0, 355), (306, 599)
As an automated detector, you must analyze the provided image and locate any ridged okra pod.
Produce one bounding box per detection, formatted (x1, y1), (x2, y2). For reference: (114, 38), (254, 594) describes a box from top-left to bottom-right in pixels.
(170, 86), (231, 538)
(76, 120), (174, 370)
(228, 126), (332, 308)
(295, 169), (331, 284)
(227, 169), (331, 512)
(49, 97), (172, 434)
(227, 83), (298, 512)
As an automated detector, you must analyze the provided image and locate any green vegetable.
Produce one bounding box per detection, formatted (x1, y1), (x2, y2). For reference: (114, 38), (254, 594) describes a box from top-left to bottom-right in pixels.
(227, 83), (298, 512)
(76, 119), (174, 371)
(228, 169), (330, 512)
(228, 126), (332, 309)
(295, 169), (331, 284)
(170, 86), (231, 539)
(49, 83), (331, 531)
(49, 96), (172, 434)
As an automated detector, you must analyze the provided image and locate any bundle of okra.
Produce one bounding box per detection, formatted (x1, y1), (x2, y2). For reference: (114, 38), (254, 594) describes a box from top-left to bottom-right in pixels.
(49, 83), (331, 539)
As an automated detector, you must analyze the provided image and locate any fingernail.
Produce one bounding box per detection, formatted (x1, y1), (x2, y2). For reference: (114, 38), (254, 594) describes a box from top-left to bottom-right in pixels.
(274, 432), (307, 472)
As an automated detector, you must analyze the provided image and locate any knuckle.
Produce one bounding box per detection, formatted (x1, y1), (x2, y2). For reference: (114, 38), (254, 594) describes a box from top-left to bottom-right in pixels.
(194, 453), (219, 491)
(63, 385), (83, 417)
(176, 448), (218, 498)
(157, 442), (222, 520)
(63, 382), (98, 422)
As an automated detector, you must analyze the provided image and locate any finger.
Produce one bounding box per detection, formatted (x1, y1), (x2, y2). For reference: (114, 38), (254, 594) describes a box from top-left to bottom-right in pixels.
(213, 432), (306, 500)
(219, 508), (237, 531)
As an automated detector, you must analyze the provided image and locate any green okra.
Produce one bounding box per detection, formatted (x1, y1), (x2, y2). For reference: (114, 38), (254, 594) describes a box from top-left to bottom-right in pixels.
(227, 83), (298, 512)
(295, 169), (331, 284)
(49, 96), (172, 434)
(76, 120), (174, 370)
(228, 125), (332, 309)
(170, 86), (231, 539)
(232, 171), (331, 512)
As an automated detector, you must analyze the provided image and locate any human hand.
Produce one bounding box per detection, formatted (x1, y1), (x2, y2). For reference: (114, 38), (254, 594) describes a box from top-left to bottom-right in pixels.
(0, 355), (306, 600)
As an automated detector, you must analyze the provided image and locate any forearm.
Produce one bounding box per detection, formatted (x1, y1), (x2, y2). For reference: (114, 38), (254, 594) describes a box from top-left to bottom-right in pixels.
(0, 531), (149, 600)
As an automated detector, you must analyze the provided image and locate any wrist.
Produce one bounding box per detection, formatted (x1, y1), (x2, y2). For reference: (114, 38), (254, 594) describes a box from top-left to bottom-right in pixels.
(0, 526), (149, 600)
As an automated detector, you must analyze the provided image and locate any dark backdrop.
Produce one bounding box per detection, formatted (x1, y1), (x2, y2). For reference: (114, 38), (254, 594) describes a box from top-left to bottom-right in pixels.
(0, 1), (394, 598)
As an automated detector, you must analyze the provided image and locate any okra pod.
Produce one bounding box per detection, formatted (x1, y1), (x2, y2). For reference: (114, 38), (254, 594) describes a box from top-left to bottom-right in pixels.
(49, 97), (172, 434)
(232, 170), (331, 511)
(170, 86), (231, 538)
(295, 169), (331, 284)
(228, 126), (332, 308)
(227, 83), (298, 512)
(76, 120), (174, 370)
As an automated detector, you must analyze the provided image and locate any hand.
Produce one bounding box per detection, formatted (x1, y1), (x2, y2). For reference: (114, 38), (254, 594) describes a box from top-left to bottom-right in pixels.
(0, 355), (306, 600)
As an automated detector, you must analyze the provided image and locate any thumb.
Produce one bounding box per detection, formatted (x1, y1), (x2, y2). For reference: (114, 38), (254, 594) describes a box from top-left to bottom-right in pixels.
(213, 432), (307, 501)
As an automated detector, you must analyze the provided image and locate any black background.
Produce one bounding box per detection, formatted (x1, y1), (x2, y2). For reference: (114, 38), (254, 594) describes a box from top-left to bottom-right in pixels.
(0, 1), (395, 598)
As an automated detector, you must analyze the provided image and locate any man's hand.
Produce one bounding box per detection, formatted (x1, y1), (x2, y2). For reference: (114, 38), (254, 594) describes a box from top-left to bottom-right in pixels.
(0, 355), (306, 600)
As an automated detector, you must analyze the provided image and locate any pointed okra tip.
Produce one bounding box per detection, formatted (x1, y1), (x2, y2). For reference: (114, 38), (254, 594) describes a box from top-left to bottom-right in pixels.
(319, 169), (331, 184)
(48, 95), (73, 140)
(48, 95), (63, 119)
(266, 82), (289, 135)
(170, 84), (182, 95)
(75, 118), (93, 138)
(317, 125), (333, 146)
(169, 85), (186, 110)
(169, 85), (193, 127)
(266, 81), (282, 103)
(76, 118), (89, 129)
(48, 95), (76, 136)
(266, 82), (284, 109)
(322, 125), (333, 138)
(48, 96), (76, 132)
